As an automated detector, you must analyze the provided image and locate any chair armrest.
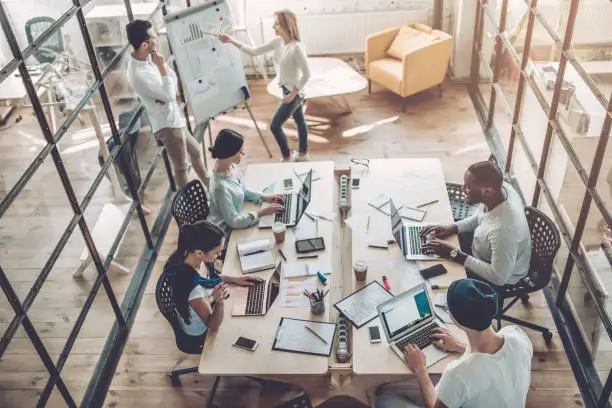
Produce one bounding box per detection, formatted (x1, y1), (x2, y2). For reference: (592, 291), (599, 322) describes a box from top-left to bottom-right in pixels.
(400, 37), (453, 96)
(365, 27), (400, 74)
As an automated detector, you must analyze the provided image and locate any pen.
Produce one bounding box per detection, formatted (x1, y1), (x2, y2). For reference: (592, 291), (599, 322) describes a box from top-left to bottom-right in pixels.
(316, 218), (319, 236)
(303, 290), (313, 301)
(431, 284), (450, 290)
(305, 212), (315, 221)
(279, 248), (287, 261)
(304, 326), (328, 344)
(382, 275), (391, 291)
(322, 289), (329, 298)
(417, 199), (439, 208)
(366, 216), (370, 233)
(297, 254), (318, 259)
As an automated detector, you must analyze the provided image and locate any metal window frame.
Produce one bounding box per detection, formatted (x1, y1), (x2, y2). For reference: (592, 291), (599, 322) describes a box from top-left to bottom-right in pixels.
(0, 0), (182, 406)
(470, 0), (612, 406)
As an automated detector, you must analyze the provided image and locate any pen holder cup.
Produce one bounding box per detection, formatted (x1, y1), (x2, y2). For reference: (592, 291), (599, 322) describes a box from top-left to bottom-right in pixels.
(310, 300), (325, 315)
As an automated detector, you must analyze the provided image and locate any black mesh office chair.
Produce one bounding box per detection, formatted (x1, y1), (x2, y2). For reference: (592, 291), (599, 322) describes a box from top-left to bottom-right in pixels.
(171, 180), (210, 227)
(446, 182), (477, 222)
(275, 393), (313, 408)
(155, 271), (221, 405)
(25, 16), (63, 65)
(494, 206), (560, 341)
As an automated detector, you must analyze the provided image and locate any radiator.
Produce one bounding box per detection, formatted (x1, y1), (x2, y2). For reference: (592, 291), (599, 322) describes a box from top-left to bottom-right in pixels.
(258, 9), (433, 55)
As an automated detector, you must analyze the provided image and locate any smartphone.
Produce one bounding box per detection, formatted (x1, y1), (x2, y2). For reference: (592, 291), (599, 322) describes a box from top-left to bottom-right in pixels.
(295, 237), (326, 254)
(283, 178), (294, 190)
(369, 326), (381, 343)
(420, 263), (448, 280)
(351, 178), (360, 189)
(233, 336), (259, 351)
(399, 206), (427, 222)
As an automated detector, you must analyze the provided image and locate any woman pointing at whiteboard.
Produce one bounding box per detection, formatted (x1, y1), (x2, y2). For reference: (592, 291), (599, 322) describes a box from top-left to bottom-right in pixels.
(219, 9), (311, 162)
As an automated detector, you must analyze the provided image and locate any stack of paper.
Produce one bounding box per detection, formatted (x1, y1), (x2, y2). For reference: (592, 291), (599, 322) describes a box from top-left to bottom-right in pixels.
(237, 239), (275, 273)
(283, 262), (330, 278)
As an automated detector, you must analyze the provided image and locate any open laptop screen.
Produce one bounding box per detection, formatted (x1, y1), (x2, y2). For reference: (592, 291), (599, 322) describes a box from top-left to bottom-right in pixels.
(296, 170), (313, 220)
(389, 200), (407, 255)
(380, 288), (432, 338)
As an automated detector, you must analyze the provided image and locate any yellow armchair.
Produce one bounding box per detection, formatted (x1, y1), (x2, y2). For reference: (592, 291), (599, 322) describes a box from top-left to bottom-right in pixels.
(365, 23), (453, 110)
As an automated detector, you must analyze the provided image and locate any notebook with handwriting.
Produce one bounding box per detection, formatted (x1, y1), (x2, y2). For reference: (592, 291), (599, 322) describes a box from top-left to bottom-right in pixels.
(237, 239), (275, 274)
(272, 317), (336, 357)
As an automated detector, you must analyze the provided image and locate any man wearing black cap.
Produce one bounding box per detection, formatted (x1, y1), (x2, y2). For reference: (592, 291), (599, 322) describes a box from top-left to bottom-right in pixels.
(376, 279), (533, 408)
(421, 161), (531, 287)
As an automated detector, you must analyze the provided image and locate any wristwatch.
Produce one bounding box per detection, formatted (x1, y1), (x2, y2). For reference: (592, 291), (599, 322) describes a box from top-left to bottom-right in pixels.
(449, 249), (459, 260)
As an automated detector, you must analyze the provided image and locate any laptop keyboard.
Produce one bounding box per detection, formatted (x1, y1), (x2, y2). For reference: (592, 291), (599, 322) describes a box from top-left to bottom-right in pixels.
(396, 323), (440, 350)
(407, 226), (434, 256)
(245, 281), (266, 315)
(274, 194), (293, 224)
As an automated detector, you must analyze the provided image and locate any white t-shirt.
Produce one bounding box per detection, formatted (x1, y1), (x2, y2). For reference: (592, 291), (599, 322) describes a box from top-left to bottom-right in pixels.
(126, 55), (185, 133)
(178, 285), (211, 336)
(435, 326), (533, 408)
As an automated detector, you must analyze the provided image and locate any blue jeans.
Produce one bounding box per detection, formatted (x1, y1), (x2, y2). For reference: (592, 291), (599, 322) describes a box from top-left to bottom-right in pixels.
(270, 86), (308, 158)
(376, 393), (424, 408)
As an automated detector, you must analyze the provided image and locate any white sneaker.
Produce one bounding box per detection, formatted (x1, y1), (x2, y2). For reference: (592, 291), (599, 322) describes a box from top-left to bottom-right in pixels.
(280, 155), (295, 163)
(293, 153), (310, 162)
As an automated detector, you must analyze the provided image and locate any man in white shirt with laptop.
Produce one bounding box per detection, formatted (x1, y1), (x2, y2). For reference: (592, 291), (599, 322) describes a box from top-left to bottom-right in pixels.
(126, 20), (209, 189)
(376, 278), (533, 408)
(421, 161), (531, 287)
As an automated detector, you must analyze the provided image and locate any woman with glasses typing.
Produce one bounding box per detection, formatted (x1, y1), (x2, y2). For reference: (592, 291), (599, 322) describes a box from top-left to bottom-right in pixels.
(207, 129), (284, 237)
(165, 221), (261, 341)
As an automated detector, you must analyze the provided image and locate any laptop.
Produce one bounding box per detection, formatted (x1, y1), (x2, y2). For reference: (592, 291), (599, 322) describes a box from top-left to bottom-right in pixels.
(377, 283), (449, 367)
(232, 262), (281, 316)
(390, 199), (439, 260)
(259, 169), (313, 228)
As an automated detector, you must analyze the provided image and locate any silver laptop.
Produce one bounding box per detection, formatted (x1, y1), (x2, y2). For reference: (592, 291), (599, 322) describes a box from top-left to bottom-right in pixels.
(377, 283), (449, 367)
(259, 170), (312, 228)
(390, 200), (439, 260)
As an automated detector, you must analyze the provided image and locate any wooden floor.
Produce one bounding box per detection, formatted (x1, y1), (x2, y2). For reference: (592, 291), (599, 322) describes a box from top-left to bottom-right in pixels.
(0, 80), (589, 407)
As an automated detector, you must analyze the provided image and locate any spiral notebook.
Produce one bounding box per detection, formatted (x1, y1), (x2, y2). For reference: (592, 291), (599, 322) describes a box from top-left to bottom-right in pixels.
(237, 239), (275, 274)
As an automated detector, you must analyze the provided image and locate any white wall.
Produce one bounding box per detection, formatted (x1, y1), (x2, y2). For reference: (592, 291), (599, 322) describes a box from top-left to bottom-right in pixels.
(0, 0), (453, 67)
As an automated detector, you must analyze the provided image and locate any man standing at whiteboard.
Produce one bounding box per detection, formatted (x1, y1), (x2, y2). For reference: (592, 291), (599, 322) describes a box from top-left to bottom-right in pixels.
(126, 20), (209, 189)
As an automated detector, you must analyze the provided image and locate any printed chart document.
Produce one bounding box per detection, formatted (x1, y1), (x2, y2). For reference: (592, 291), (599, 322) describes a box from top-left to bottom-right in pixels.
(237, 239), (275, 273)
(272, 318), (336, 357)
(334, 281), (393, 328)
(279, 275), (318, 307)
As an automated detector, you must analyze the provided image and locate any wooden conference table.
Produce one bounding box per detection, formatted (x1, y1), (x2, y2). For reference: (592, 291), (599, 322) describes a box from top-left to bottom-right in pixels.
(200, 159), (466, 405)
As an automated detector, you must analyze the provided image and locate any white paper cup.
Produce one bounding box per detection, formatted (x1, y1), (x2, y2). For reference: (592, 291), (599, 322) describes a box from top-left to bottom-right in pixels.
(272, 222), (286, 243)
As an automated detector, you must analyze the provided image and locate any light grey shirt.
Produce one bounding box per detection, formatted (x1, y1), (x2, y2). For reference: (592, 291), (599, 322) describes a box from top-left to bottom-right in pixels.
(456, 183), (531, 286)
(208, 165), (262, 236)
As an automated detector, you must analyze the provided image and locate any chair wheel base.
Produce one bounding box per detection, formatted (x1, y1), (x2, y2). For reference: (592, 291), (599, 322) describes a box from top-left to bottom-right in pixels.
(169, 374), (181, 387)
(543, 330), (553, 342)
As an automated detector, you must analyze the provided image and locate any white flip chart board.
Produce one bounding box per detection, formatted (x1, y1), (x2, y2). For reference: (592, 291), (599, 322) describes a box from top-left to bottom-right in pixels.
(164, 1), (248, 124)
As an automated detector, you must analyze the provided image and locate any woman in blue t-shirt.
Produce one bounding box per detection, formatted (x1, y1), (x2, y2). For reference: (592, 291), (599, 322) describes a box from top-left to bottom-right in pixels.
(164, 220), (261, 340)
